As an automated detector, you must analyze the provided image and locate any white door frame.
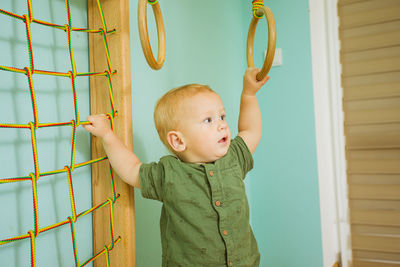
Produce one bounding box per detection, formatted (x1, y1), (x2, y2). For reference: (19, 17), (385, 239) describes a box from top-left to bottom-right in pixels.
(308, 0), (352, 266)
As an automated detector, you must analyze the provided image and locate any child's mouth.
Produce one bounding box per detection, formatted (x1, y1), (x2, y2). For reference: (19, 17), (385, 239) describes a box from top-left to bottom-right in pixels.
(219, 136), (227, 143)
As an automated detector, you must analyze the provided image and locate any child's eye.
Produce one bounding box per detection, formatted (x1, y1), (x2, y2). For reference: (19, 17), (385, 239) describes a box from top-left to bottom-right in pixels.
(204, 117), (212, 123)
(220, 114), (225, 121)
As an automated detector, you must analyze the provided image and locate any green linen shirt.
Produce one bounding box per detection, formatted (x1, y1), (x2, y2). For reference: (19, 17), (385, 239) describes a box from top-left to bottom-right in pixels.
(139, 136), (260, 267)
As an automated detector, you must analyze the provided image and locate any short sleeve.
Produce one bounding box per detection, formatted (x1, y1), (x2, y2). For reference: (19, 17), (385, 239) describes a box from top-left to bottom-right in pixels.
(230, 135), (254, 178)
(139, 161), (165, 202)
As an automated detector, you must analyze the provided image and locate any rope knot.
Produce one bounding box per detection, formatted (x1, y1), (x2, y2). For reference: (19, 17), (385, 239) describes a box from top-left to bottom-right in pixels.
(252, 0), (264, 19)
(106, 113), (115, 131)
(148, 0), (159, 5)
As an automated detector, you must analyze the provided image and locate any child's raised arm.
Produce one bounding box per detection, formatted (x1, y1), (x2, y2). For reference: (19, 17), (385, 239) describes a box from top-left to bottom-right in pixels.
(83, 114), (142, 188)
(238, 68), (270, 154)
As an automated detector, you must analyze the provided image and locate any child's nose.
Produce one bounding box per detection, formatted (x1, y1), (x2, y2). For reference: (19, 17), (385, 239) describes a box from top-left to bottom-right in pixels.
(217, 120), (227, 130)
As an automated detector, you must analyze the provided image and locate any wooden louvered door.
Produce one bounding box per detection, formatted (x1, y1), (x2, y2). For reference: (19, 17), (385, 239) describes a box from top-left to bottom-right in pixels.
(338, 0), (400, 266)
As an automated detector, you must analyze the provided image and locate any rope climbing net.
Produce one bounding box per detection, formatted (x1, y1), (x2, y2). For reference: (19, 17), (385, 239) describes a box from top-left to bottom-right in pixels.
(0, 0), (121, 266)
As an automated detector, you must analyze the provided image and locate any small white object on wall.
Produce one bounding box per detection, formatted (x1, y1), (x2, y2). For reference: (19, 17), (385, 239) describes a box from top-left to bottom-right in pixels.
(265, 47), (283, 66)
(272, 47), (282, 66)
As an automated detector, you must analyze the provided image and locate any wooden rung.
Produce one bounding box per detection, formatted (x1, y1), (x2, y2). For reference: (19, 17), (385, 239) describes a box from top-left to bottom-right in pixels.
(340, 29), (400, 53)
(338, 0), (365, 6)
(348, 174), (400, 185)
(340, 20), (400, 40)
(352, 234), (400, 253)
(342, 71), (400, 88)
(346, 123), (400, 149)
(347, 159), (400, 174)
(349, 184), (400, 200)
(344, 97), (400, 125)
(351, 210), (400, 226)
(342, 56), (400, 77)
(353, 259), (400, 267)
(345, 109), (400, 125)
(339, 0), (400, 17)
(342, 46), (400, 63)
(347, 149), (400, 159)
(339, 5), (400, 29)
(353, 249), (400, 262)
(343, 82), (400, 101)
(352, 224), (400, 236)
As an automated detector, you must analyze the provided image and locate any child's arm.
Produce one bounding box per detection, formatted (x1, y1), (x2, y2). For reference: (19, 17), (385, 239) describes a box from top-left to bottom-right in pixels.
(83, 114), (142, 188)
(238, 68), (270, 154)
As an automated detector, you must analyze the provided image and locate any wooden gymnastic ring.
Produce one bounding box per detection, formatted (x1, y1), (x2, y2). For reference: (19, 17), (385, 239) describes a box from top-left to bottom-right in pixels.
(246, 6), (276, 81)
(138, 0), (166, 70)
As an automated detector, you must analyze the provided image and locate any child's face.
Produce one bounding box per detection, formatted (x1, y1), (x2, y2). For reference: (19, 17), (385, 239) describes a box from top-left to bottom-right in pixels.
(177, 91), (231, 163)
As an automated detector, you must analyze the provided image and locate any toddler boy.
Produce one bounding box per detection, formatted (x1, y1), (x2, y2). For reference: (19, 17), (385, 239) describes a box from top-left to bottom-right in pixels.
(83, 68), (269, 267)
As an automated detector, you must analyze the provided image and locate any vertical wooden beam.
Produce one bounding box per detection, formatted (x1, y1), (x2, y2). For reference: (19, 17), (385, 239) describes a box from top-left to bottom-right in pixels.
(88, 0), (135, 266)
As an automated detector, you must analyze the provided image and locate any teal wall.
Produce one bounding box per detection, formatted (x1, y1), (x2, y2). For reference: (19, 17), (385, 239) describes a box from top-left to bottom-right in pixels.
(250, 1), (324, 266)
(130, 1), (323, 267)
(0, 0), (93, 266)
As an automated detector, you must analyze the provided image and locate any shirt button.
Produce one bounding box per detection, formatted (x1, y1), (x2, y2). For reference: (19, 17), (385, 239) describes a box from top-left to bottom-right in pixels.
(209, 171), (214, 176)
(215, 200), (221, 207)
(223, 230), (228, 236)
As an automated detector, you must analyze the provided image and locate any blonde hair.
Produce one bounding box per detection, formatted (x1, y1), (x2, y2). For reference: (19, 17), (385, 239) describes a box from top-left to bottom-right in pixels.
(154, 84), (215, 152)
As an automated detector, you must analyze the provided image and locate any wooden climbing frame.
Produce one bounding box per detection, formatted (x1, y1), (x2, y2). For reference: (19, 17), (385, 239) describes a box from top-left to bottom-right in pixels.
(88, 0), (136, 266)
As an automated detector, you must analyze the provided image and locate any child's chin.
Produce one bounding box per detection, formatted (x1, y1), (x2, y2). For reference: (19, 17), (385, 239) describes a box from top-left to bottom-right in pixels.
(217, 148), (229, 159)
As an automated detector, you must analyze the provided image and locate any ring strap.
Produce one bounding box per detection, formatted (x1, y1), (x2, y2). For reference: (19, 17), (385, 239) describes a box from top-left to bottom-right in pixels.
(148, 0), (159, 5)
(252, 0), (264, 18)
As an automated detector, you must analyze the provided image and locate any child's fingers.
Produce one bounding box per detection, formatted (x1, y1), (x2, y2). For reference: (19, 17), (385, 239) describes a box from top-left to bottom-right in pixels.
(87, 114), (107, 124)
(86, 115), (95, 124)
(247, 67), (260, 77)
(259, 75), (270, 85)
(82, 124), (94, 133)
(244, 67), (256, 76)
(250, 68), (269, 85)
(84, 115), (101, 132)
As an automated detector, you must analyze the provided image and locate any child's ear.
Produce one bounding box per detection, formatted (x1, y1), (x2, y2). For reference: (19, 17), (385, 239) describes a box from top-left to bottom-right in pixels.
(167, 131), (186, 152)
